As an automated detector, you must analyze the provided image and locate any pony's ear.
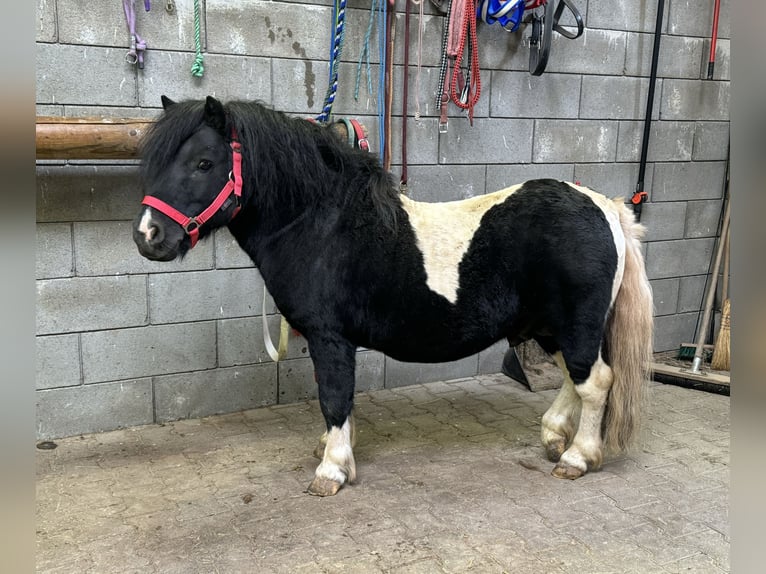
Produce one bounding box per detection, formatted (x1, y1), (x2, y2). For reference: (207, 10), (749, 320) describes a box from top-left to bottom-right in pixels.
(160, 95), (176, 109)
(204, 96), (227, 134)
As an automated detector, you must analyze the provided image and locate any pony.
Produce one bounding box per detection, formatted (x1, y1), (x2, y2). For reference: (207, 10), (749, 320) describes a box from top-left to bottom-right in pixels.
(132, 96), (653, 497)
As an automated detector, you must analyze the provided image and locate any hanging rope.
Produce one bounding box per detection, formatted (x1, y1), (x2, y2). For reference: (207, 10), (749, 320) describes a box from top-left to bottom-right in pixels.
(316, 0), (347, 122)
(123, 0), (148, 69)
(413, 0), (425, 121)
(191, 0), (204, 77)
(354, 0), (380, 101)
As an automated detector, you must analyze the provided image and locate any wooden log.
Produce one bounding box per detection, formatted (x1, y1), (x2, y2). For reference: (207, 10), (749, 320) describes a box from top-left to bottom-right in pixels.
(36, 116), (153, 160)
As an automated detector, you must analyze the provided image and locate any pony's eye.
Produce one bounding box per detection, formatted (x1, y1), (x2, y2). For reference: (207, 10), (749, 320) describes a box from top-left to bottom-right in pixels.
(198, 159), (213, 171)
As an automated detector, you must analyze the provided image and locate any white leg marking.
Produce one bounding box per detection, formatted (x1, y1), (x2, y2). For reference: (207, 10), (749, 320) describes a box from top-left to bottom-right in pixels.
(137, 208), (156, 241)
(399, 185), (523, 303)
(541, 352), (581, 457)
(558, 356), (614, 473)
(314, 417), (356, 485)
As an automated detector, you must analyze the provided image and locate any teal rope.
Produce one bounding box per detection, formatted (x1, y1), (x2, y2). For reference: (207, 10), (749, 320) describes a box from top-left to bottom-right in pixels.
(191, 0), (204, 77)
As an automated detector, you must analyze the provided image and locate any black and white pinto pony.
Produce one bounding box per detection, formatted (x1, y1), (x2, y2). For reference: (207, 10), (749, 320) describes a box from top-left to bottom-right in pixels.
(133, 96), (653, 497)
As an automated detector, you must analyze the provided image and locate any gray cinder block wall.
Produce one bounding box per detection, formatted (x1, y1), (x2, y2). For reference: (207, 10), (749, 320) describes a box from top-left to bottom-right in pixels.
(36, 0), (730, 438)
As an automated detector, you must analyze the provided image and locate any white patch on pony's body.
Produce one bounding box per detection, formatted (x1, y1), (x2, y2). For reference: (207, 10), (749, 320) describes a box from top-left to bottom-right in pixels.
(565, 182), (627, 307)
(314, 417), (356, 485)
(137, 208), (156, 241)
(399, 184), (523, 303)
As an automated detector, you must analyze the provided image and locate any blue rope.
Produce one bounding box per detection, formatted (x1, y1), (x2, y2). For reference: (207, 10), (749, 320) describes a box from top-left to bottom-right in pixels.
(316, 0), (347, 123)
(378, 0), (386, 163)
(354, 0), (378, 101)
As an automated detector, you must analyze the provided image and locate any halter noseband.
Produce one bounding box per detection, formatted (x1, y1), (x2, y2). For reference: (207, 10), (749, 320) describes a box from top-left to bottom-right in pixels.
(141, 132), (243, 248)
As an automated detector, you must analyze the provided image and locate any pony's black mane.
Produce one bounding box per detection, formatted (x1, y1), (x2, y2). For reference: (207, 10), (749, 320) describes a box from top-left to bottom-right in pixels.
(140, 99), (400, 229)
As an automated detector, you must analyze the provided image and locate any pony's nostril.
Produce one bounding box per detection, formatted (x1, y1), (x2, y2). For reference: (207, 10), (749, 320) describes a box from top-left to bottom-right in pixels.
(147, 224), (163, 244)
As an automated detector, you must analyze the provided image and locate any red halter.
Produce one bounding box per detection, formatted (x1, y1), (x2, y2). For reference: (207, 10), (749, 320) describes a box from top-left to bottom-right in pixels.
(141, 135), (243, 248)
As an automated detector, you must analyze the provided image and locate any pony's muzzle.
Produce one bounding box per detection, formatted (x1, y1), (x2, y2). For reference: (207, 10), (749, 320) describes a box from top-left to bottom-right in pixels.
(132, 207), (181, 261)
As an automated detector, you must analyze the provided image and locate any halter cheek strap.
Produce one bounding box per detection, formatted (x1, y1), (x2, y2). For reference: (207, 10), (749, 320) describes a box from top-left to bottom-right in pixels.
(141, 137), (243, 248)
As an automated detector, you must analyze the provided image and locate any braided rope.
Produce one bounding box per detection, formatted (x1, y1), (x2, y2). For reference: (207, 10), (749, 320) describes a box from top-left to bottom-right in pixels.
(354, 0), (379, 102)
(191, 0), (204, 77)
(435, 0), (453, 109)
(316, 0), (347, 122)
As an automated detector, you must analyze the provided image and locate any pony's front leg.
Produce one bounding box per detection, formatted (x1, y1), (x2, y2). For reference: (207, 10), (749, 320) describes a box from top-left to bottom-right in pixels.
(306, 337), (358, 497)
(552, 356), (614, 479)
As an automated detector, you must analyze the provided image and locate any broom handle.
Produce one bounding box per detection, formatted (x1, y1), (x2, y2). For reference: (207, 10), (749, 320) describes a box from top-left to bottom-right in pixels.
(691, 197), (731, 372)
(721, 224), (730, 302)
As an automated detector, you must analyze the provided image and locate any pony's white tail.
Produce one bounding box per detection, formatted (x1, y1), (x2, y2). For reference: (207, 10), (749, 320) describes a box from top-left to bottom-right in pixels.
(603, 201), (654, 453)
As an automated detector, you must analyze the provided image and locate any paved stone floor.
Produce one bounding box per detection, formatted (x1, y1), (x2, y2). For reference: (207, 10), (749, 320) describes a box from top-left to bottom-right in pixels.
(36, 374), (730, 573)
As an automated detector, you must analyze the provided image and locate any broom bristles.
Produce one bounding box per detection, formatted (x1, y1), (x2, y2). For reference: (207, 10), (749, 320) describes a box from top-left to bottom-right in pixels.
(711, 298), (731, 371)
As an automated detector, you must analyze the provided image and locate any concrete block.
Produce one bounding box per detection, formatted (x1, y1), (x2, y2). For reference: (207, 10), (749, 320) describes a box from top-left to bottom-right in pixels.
(486, 164), (574, 193)
(389, 116), (440, 166)
(490, 72), (581, 118)
(384, 355), (478, 388)
(574, 162), (653, 197)
(154, 364), (278, 422)
(81, 322), (217, 383)
(36, 379), (153, 439)
(37, 223), (73, 279)
(74, 221), (215, 276)
(207, 0), (331, 59)
(660, 80), (729, 121)
(218, 315), (309, 367)
(214, 228), (255, 269)
(36, 334), (81, 390)
(36, 165), (142, 223)
(60, 105), (160, 120)
(271, 57), (327, 114)
(668, 0), (730, 39)
(616, 121), (695, 162)
(692, 122), (729, 161)
(539, 29), (628, 76)
(278, 357), (318, 403)
(588, 0), (669, 33)
(439, 119), (534, 164)
(37, 104), (63, 116)
(646, 238), (715, 280)
(58, 0), (199, 51)
(625, 33), (705, 79)
(36, 0), (57, 42)
(138, 53), (272, 107)
(653, 313), (699, 353)
(37, 275), (147, 335)
(678, 275), (707, 313)
(650, 278), (680, 316)
(580, 76), (661, 120)
(148, 269), (274, 324)
(534, 120), (618, 163)
(478, 21), (528, 72)
(356, 350), (385, 392)
(641, 201), (687, 242)
(392, 12), (450, 69)
(685, 200), (724, 239)
(36, 43), (138, 106)
(478, 340), (508, 375)
(403, 165), (487, 202)
(651, 162), (727, 202)
(700, 39), (730, 81)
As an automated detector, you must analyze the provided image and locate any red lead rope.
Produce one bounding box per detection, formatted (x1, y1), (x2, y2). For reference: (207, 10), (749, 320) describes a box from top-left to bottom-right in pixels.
(449, 0), (481, 124)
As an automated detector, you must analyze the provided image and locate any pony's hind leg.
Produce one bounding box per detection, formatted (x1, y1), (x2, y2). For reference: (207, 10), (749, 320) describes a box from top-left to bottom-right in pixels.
(541, 351), (582, 462)
(306, 337), (358, 497)
(552, 354), (614, 479)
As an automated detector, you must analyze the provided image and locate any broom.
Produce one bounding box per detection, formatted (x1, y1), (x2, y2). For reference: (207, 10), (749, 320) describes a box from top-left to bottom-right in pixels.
(711, 224), (730, 370)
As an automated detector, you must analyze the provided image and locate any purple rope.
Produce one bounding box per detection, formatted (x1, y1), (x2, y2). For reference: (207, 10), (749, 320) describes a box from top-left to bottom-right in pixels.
(123, 0), (147, 69)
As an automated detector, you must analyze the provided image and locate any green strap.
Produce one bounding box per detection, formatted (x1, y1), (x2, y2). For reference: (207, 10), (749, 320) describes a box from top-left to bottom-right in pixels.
(191, 0), (204, 77)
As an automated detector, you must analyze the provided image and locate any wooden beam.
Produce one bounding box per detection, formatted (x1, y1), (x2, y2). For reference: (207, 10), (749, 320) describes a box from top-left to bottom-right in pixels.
(36, 116), (153, 160)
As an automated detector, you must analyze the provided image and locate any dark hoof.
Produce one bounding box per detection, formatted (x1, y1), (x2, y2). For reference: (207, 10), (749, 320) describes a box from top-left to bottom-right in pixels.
(544, 439), (566, 462)
(551, 462), (586, 480)
(307, 476), (343, 497)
